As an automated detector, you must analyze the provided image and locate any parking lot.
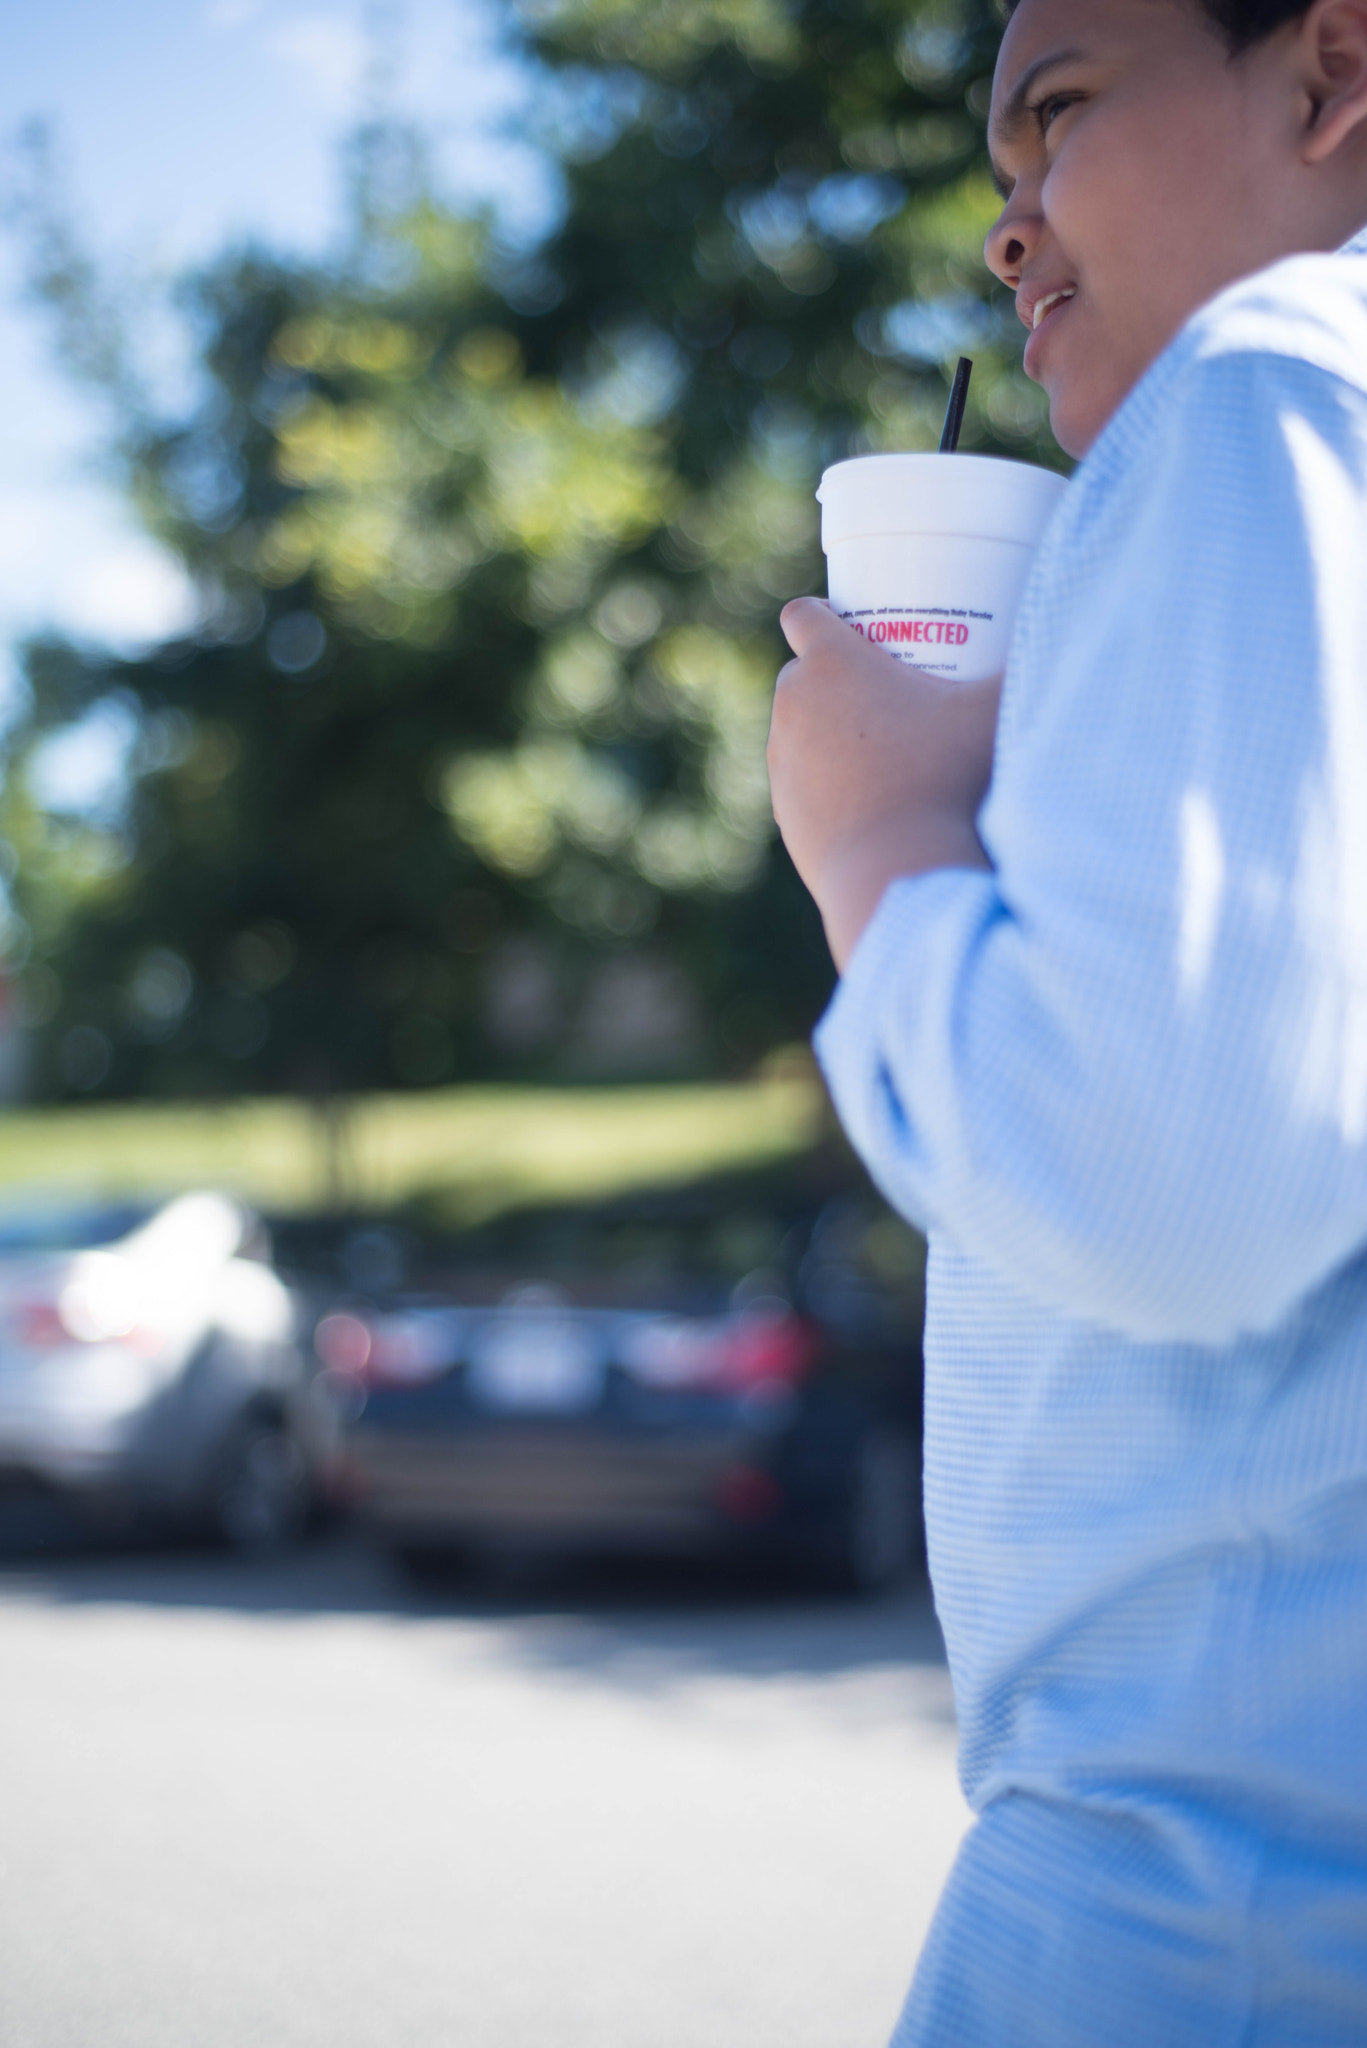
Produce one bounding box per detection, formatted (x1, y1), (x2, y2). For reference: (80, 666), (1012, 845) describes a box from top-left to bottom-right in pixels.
(0, 1532), (968, 2048)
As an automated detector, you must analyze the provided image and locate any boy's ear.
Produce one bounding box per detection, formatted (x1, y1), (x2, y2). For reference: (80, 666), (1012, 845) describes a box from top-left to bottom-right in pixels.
(1298, 0), (1367, 163)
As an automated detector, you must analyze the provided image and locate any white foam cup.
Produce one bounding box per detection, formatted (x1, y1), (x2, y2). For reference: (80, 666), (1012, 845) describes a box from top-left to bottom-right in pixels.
(817, 453), (1067, 684)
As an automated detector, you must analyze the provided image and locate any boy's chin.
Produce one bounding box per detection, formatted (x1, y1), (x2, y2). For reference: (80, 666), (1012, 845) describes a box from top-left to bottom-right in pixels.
(1044, 385), (1100, 462)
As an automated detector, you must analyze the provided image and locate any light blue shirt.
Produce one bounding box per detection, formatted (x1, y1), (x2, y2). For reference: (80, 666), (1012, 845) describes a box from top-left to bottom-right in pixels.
(816, 228), (1367, 2047)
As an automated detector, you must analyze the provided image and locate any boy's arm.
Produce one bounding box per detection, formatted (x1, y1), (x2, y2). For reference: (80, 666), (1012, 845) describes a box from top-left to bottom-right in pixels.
(802, 349), (1367, 1345)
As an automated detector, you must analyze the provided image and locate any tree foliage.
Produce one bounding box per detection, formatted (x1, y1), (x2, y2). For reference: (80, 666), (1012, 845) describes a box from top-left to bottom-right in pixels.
(5, 0), (1046, 1100)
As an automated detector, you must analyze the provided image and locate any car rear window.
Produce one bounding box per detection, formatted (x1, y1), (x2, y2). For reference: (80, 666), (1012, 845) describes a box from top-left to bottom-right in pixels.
(0, 1203), (155, 1254)
(449, 1201), (792, 1291)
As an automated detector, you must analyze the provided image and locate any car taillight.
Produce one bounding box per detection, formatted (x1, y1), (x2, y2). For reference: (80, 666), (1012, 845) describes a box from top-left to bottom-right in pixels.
(14, 1300), (68, 1347)
(622, 1308), (818, 1393)
(315, 1312), (374, 1376)
(14, 1274), (168, 1356)
(315, 1309), (460, 1388)
(722, 1310), (819, 1388)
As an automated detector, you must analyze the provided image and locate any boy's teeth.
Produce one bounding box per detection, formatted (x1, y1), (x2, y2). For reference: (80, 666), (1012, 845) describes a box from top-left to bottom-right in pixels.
(1033, 289), (1075, 330)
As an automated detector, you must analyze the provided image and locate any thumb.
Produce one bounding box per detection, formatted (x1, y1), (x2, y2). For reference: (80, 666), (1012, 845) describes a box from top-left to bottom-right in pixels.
(779, 595), (839, 657)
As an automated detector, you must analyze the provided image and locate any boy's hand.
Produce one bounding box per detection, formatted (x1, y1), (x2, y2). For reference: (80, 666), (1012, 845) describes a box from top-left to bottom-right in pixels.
(768, 598), (999, 970)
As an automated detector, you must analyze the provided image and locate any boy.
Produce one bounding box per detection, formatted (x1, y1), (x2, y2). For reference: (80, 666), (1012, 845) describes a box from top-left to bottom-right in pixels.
(767, 2), (1367, 2041)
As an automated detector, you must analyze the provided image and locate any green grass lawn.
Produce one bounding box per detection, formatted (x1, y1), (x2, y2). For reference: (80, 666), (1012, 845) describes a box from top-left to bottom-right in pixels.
(0, 1071), (830, 1223)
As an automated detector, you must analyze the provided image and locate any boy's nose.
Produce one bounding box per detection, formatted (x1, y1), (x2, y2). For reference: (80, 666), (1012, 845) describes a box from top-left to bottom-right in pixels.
(984, 202), (1041, 288)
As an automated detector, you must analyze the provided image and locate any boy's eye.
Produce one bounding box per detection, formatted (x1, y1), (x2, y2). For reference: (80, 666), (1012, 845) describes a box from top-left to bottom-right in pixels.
(1036, 93), (1081, 135)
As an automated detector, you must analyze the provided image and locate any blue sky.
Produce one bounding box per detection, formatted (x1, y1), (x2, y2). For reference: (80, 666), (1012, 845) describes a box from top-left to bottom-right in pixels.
(2, 0), (549, 800)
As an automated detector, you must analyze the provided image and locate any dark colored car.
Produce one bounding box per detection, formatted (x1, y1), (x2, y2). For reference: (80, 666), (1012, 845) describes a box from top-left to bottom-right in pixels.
(0, 1191), (344, 1550)
(321, 1164), (927, 1590)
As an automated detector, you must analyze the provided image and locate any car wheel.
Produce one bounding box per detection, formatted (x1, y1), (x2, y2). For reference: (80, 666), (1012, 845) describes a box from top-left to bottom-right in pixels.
(824, 1429), (922, 1594)
(213, 1421), (310, 1556)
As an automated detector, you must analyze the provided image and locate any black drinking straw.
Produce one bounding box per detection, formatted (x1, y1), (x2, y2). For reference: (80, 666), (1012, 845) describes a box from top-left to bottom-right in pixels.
(939, 356), (973, 453)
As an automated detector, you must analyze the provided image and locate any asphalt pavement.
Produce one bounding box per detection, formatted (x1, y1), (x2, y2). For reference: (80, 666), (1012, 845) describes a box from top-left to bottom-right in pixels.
(0, 1532), (969, 2048)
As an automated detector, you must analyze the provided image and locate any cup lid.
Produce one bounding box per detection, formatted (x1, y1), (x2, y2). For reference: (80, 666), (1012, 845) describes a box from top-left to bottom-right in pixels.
(817, 452), (1067, 550)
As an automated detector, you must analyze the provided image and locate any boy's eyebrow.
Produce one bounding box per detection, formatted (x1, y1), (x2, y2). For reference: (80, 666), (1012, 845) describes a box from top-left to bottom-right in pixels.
(987, 46), (1088, 198)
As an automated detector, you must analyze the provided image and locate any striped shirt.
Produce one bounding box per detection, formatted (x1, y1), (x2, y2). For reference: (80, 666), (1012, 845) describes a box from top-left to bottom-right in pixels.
(815, 227), (1367, 2045)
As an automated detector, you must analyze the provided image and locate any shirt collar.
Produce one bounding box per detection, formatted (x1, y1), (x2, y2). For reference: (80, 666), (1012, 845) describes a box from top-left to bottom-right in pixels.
(1340, 224), (1367, 257)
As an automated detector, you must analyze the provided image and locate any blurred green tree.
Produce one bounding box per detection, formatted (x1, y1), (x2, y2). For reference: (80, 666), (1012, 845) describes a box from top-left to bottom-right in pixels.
(4, 0), (1051, 1100)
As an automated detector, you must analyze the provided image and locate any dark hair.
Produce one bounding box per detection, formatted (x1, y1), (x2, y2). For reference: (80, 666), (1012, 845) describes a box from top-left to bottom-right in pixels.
(1002, 0), (1312, 53)
(1199, 0), (1314, 48)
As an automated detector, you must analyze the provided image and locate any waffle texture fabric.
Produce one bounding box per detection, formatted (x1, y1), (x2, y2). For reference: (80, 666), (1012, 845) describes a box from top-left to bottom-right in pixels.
(815, 228), (1367, 2046)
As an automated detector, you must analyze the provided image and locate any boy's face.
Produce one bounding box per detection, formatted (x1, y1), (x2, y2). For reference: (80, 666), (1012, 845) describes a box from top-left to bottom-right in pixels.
(986, 0), (1318, 457)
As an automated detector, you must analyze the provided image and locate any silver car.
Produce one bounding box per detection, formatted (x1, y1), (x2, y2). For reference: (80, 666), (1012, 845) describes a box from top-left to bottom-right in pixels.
(0, 1191), (342, 1549)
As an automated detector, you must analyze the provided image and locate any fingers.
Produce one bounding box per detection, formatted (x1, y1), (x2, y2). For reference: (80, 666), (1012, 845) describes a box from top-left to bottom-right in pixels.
(774, 601), (891, 711)
(779, 595), (839, 656)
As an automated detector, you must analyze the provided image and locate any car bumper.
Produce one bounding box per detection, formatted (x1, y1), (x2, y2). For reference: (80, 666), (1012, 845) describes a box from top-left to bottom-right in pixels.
(0, 1398), (140, 1489)
(352, 1420), (787, 1549)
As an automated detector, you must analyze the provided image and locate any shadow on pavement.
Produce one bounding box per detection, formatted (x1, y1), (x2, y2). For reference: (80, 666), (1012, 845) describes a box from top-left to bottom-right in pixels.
(0, 1509), (950, 1686)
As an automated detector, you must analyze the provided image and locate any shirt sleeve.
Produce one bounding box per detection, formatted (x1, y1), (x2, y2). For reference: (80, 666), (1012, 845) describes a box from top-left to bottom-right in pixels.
(815, 348), (1367, 1345)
